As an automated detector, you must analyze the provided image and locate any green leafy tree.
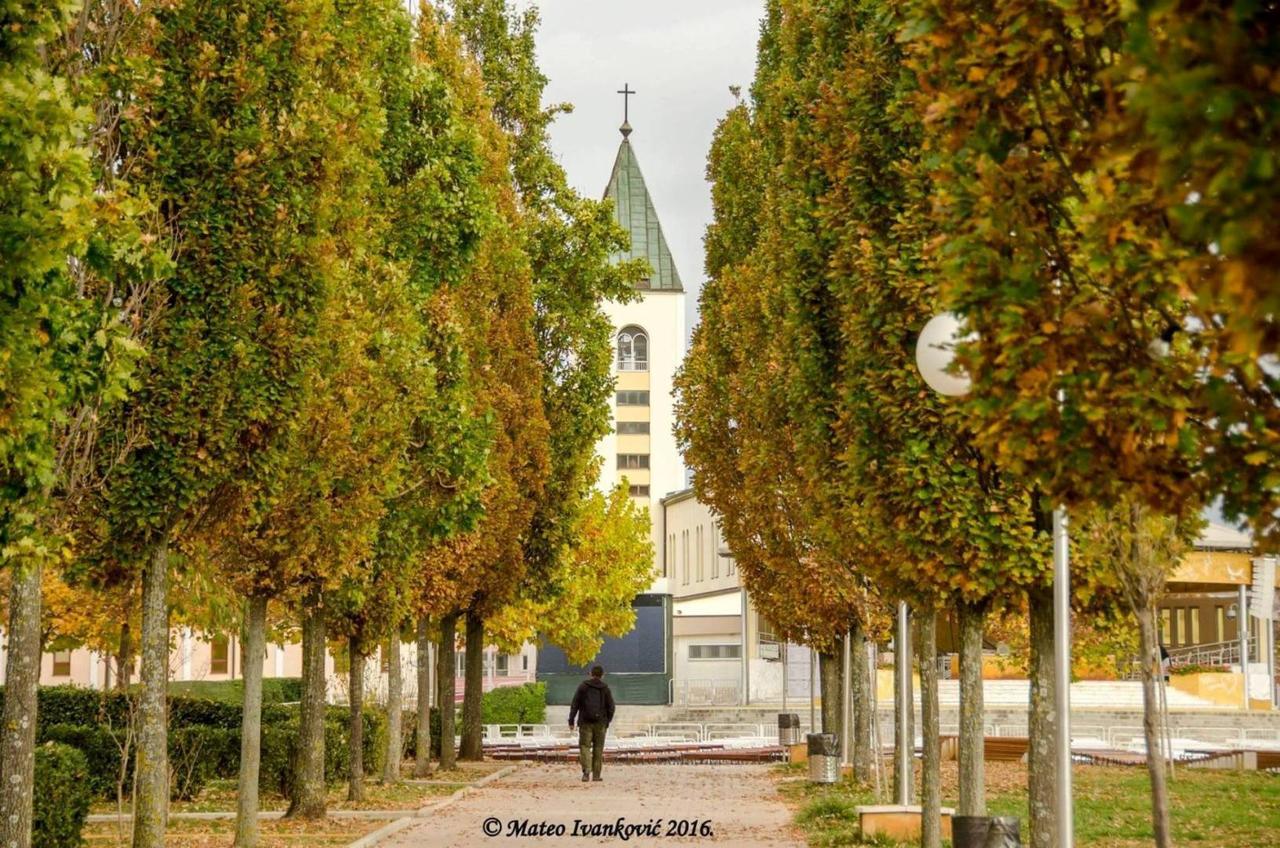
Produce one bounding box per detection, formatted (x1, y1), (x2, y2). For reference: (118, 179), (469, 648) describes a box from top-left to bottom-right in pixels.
(102, 2), (345, 842)
(0, 5), (96, 844)
(0, 3), (153, 845)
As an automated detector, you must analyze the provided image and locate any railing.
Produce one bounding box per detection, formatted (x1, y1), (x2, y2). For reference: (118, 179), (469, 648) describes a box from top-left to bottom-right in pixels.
(1168, 639), (1248, 668)
(1120, 638), (1254, 680)
(673, 679), (741, 707)
(617, 359), (648, 372)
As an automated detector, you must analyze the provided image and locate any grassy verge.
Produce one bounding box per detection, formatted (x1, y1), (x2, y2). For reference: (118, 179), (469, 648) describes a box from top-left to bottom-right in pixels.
(779, 760), (1280, 847)
(83, 817), (377, 848)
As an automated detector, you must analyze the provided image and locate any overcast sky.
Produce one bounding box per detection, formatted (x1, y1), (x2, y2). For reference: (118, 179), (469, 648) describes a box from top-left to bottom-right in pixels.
(530, 0), (764, 328)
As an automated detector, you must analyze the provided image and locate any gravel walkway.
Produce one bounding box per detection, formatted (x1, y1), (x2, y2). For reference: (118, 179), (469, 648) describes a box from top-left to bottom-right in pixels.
(381, 762), (803, 847)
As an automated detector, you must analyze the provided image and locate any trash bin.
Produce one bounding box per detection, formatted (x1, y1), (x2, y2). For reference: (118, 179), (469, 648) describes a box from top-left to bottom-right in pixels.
(778, 713), (801, 746)
(806, 733), (839, 783)
(953, 816), (1022, 848)
(984, 817), (1021, 848)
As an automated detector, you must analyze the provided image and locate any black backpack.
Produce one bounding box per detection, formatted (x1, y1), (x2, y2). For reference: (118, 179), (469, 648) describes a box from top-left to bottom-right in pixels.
(580, 684), (606, 723)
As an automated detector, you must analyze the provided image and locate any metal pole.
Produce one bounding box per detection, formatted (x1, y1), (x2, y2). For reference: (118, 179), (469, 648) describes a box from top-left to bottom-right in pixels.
(741, 588), (750, 706)
(1239, 584), (1249, 712)
(896, 601), (912, 805)
(842, 630), (852, 767)
(1053, 505), (1073, 848)
(782, 642), (789, 712)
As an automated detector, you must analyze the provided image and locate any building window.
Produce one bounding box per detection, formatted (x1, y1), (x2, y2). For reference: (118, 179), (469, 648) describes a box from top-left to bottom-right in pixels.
(1187, 608), (1199, 644)
(617, 390), (650, 406)
(711, 527), (721, 581)
(689, 644), (742, 660)
(496, 653), (509, 676)
(696, 526), (704, 582)
(617, 421), (650, 434)
(629, 484), (650, 497)
(617, 454), (649, 470)
(211, 635), (229, 675)
(666, 533), (674, 578)
(617, 326), (649, 372)
(522, 654), (529, 671)
(52, 650), (72, 677)
(1216, 605), (1225, 642)
(682, 530), (690, 585)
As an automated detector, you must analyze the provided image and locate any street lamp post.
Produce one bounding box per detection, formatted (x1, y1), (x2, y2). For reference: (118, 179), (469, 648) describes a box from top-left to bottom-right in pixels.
(915, 312), (1073, 846)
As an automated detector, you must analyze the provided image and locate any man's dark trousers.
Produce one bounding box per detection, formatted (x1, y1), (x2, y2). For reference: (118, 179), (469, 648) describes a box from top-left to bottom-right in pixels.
(578, 721), (606, 779)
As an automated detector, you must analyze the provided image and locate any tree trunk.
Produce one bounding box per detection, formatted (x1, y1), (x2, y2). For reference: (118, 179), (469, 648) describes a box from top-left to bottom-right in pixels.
(1137, 603), (1172, 848)
(819, 641), (843, 739)
(234, 594), (268, 848)
(958, 600), (987, 816)
(459, 609), (485, 761)
(918, 609), (941, 848)
(347, 637), (365, 802)
(1027, 584), (1056, 848)
(382, 634), (402, 783)
(0, 558), (43, 848)
(414, 616), (432, 777)
(850, 620), (873, 782)
(436, 613), (458, 770)
(117, 620), (133, 690)
(132, 536), (170, 848)
(286, 589), (327, 819)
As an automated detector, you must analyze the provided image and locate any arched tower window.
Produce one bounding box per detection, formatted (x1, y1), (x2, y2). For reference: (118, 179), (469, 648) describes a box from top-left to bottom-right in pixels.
(617, 326), (649, 372)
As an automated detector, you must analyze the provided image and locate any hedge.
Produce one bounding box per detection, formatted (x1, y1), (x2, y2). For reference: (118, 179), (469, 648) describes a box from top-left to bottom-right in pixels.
(33, 742), (92, 848)
(28, 694), (387, 801)
(0, 686), (292, 734)
(481, 683), (546, 725)
(168, 678), (302, 704)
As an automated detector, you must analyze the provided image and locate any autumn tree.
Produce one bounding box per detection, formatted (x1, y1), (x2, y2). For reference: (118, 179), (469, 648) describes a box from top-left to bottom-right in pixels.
(0, 2), (155, 844)
(675, 82), (881, 765)
(100, 2), (346, 842)
(776, 1), (1054, 819)
(411, 6), (550, 766)
(1077, 499), (1200, 848)
(1111, 6), (1279, 549)
(489, 483), (654, 664)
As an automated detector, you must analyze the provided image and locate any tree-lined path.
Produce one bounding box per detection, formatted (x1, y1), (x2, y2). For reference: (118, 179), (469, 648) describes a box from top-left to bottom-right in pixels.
(382, 764), (802, 847)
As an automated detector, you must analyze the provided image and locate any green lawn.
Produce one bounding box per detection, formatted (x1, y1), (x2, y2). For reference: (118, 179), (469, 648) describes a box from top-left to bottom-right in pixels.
(779, 760), (1280, 847)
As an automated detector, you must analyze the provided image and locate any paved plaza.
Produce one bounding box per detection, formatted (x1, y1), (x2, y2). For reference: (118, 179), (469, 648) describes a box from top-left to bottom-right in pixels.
(382, 763), (802, 847)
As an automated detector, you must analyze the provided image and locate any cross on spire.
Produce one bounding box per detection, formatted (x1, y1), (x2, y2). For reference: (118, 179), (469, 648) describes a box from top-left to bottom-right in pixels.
(617, 83), (635, 137)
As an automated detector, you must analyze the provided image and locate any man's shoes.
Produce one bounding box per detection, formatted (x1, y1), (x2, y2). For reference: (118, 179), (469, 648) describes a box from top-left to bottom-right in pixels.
(581, 773), (590, 782)
(592, 776), (603, 782)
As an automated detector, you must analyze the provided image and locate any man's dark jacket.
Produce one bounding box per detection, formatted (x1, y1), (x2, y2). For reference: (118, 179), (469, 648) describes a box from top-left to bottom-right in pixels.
(569, 677), (616, 726)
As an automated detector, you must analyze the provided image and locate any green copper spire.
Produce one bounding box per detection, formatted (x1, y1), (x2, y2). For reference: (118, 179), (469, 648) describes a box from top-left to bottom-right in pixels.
(604, 130), (684, 292)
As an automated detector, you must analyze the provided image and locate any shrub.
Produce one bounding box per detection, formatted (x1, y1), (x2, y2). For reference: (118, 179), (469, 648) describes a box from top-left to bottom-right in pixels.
(259, 719), (298, 796)
(33, 742), (92, 848)
(481, 683), (546, 725)
(170, 726), (238, 800)
(257, 707), (386, 799)
(39, 724), (126, 799)
(168, 678), (302, 704)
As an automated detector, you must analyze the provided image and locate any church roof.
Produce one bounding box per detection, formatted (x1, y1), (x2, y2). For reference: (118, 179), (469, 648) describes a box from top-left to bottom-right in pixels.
(604, 133), (684, 292)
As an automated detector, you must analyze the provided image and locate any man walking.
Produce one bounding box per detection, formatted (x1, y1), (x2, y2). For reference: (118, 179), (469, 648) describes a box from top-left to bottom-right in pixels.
(568, 665), (615, 782)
